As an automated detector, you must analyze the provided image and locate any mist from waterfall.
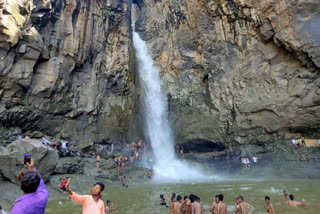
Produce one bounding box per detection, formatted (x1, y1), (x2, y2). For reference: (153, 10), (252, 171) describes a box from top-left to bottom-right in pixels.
(133, 28), (210, 181)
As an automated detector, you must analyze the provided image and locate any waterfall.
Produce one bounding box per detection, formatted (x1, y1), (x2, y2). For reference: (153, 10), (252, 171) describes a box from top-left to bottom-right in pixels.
(133, 28), (209, 181)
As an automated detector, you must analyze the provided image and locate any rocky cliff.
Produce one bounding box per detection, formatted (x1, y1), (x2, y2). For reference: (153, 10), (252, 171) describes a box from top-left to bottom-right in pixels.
(135, 0), (320, 155)
(0, 0), (138, 148)
(1, 0), (320, 156)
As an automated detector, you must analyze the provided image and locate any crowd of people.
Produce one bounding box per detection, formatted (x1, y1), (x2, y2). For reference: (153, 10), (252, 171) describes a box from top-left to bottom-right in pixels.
(240, 155), (258, 169)
(113, 139), (153, 175)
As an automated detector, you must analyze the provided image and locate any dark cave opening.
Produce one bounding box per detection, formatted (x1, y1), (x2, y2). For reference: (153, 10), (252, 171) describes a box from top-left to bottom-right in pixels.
(181, 139), (226, 153)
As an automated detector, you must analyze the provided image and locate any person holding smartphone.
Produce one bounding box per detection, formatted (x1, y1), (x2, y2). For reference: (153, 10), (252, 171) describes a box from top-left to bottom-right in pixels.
(65, 182), (105, 214)
(11, 158), (49, 214)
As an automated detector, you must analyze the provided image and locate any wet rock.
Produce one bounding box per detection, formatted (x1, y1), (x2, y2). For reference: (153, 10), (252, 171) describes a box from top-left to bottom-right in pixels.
(0, 139), (58, 183)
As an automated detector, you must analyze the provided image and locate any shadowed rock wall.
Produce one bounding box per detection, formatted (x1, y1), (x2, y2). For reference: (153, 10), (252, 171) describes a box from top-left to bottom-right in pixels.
(0, 0), (140, 148)
(135, 0), (320, 154)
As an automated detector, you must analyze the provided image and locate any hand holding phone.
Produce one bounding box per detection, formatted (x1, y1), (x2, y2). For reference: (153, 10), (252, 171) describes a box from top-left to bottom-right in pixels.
(24, 154), (31, 165)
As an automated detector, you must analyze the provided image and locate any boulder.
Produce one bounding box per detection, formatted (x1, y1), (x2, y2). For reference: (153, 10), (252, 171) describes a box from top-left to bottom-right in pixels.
(0, 139), (58, 183)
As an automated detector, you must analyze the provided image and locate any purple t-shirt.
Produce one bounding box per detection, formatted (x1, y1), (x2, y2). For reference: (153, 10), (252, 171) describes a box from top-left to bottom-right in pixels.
(11, 169), (49, 214)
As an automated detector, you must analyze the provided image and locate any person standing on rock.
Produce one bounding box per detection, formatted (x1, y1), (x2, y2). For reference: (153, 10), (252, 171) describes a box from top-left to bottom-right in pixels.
(66, 182), (105, 214)
(301, 136), (306, 147)
(11, 159), (49, 214)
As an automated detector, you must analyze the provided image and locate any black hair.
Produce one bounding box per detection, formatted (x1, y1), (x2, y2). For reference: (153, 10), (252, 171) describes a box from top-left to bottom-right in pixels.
(66, 177), (70, 179)
(0, 205), (2, 210)
(189, 194), (195, 203)
(265, 196), (270, 200)
(18, 170), (40, 194)
(160, 194), (164, 198)
(171, 195), (176, 202)
(94, 182), (105, 192)
(123, 176), (126, 178)
(184, 196), (188, 200)
(283, 190), (287, 193)
(172, 193), (176, 197)
(219, 194), (224, 201)
(177, 195), (182, 201)
(289, 194), (294, 200)
(107, 200), (111, 203)
(239, 195), (244, 201)
(215, 195), (220, 198)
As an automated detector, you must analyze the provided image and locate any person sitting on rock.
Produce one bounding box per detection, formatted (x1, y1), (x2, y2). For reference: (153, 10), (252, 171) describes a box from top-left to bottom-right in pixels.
(11, 159), (49, 214)
(66, 182), (105, 214)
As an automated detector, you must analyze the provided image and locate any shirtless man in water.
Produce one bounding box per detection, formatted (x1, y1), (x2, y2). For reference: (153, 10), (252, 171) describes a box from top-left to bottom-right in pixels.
(234, 196), (254, 214)
(210, 195), (220, 214)
(181, 196), (192, 214)
(170, 196), (177, 214)
(217, 194), (228, 214)
(192, 195), (204, 214)
(265, 196), (274, 214)
(281, 194), (307, 207)
(173, 195), (182, 214)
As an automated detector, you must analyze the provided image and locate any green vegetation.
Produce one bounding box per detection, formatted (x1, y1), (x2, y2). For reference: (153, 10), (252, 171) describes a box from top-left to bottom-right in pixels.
(103, 10), (118, 22)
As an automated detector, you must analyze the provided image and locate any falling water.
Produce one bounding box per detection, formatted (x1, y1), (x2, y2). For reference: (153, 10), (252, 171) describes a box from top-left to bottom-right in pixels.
(133, 28), (210, 181)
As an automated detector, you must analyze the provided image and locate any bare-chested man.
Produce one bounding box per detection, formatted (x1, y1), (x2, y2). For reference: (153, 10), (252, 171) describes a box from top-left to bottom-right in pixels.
(181, 196), (192, 214)
(191, 195), (204, 214)
(210, 195), (220, 214)
(164, 188), (176, 198)
(234, 196), (253, 214)
(281, 194), (307, 207)
(265, 196), (274, 214)
(173, 195), (182, 214)
(283, 190), (289, 200)
(170, 196), (177, 214)
(217, 194), (229, 214)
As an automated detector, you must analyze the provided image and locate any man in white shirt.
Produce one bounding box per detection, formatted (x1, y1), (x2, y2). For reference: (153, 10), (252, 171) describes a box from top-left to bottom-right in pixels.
(252, 156), (258, 168)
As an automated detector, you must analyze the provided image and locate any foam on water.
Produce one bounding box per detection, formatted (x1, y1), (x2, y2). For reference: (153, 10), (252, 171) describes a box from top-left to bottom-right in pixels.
(133, 27), (212, 181)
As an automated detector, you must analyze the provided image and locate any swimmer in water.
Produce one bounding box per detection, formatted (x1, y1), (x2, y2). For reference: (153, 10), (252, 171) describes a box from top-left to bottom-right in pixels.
(283, 190), (289, 200)
(280, 194), (307, 207)
(217, 194), (229, 214)
(210, 195), (220, 214)
(181, 196), (192, 214)
(265, 196), (274, 214)
(105, 200), (116, 213)
(234, 196), (253, 214)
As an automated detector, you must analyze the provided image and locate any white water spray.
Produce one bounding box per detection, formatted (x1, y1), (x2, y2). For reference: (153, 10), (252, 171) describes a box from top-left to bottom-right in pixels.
(133, 28), (211, 181)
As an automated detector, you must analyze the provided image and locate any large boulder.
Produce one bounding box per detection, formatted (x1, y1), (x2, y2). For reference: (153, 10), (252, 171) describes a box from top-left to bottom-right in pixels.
(0, 139), (58, 183)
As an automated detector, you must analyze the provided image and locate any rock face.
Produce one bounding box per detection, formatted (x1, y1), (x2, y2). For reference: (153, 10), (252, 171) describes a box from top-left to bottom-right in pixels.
(135, 0), (320, 154)
(0, 0), (139, 148)
(0, 0), (320, 156)
(0, 139), (58, 183)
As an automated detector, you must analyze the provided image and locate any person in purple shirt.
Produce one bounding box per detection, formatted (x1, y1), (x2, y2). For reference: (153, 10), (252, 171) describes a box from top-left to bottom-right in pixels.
(11, 159), (49, 214)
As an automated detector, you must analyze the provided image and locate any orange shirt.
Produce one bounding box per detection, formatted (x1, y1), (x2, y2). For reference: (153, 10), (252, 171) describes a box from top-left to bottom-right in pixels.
(70, 192), (105, 214)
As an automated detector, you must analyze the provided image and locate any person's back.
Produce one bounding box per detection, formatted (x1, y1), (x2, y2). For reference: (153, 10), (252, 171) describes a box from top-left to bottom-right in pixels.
(240, 201), (253, 214)
(173, 201), (182, 214)
(11, 160), (49, 214)
(192, 201), (203, 214)
(218, 202), (229, 214)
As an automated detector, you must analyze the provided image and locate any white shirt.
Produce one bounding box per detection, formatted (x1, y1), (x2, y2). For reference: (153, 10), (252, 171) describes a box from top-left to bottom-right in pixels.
(292, 139), (296, 144)
(62, 142), (67, 149)
(252, 157), (258, 162)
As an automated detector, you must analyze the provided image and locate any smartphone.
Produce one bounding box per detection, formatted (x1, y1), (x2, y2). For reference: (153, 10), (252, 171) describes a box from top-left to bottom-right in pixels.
(24, 154), (31, 165)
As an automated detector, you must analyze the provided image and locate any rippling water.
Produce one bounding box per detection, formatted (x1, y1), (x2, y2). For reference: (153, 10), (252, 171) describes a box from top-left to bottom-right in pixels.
(46, 179), (320, 213)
